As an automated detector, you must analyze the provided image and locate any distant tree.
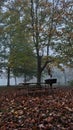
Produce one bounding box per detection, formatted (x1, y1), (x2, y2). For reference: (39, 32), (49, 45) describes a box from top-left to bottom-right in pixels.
(0, 0), (36, 85)
(52, 0), (73, 67)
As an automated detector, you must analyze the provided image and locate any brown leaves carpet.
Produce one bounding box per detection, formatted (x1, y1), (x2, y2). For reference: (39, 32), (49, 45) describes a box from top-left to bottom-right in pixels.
(0, 86), (73, 130)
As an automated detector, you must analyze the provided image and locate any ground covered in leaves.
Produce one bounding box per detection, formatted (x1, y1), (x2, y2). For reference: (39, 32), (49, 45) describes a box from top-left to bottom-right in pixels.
(0, 86), (73, 130)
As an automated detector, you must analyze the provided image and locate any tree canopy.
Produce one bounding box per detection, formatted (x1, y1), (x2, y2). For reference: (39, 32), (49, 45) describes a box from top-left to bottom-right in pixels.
(0, 0), (73, 85)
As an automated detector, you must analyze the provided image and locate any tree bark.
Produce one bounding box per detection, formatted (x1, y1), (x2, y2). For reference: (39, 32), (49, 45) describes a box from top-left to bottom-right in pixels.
(7, 67), (10, 86)
(14, 76), (17, 85)
(37, 55), (42, 85)
(24, 74), (27, 83)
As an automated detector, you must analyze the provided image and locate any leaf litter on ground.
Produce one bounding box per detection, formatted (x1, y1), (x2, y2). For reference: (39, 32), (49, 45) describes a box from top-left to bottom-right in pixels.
(0, 86), (73, 130)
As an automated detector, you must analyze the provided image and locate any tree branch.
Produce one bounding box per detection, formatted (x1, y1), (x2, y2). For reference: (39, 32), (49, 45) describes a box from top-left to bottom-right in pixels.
(41, 59), (53, 72)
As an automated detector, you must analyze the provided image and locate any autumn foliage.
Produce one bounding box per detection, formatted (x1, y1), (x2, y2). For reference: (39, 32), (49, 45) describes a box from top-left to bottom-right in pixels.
(0, 86), (73, 130)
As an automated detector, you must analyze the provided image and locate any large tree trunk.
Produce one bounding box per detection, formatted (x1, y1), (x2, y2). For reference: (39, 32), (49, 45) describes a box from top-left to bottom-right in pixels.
(14, 76), (17, 85)
(24, 74), (27, 83)
(37, 55), (42, 85)
(7, 67), (10, 86)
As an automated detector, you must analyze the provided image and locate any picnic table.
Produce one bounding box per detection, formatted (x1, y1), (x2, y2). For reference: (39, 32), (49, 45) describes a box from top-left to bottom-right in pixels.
(45, 78), (57, 88)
